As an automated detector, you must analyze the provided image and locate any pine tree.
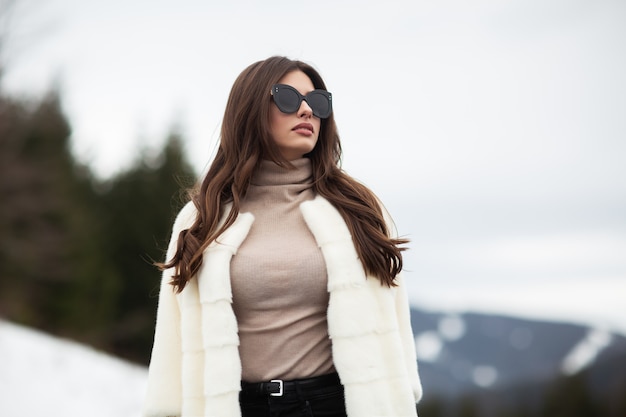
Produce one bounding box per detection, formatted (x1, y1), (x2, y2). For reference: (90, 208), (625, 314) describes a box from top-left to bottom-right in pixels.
(540, 371), (600, 417)
(0, 91), (101, 333)
(95, 130), (196, 362)
(456, 395), (481, 417)
(417, 397), (446, 417)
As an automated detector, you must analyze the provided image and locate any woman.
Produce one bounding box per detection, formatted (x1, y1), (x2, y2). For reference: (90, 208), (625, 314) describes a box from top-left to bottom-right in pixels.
(143, 56), (422, 417)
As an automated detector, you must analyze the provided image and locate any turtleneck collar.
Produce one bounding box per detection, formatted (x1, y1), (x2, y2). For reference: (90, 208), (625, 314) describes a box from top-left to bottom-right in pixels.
(251, 158), (314, 189)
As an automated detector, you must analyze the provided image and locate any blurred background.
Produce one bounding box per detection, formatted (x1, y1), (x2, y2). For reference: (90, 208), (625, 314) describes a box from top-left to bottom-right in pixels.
(0, 0), (625, 416)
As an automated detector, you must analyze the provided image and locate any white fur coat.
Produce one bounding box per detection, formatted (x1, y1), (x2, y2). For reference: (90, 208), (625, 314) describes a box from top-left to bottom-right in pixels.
(143, 196), (422, 417)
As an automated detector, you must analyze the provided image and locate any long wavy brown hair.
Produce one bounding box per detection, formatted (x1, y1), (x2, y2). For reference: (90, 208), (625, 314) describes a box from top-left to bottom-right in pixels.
(159, 56), (408, 293)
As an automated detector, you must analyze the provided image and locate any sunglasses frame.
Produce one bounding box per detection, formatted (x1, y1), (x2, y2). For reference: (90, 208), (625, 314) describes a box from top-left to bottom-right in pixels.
(271, 84), (333, 119)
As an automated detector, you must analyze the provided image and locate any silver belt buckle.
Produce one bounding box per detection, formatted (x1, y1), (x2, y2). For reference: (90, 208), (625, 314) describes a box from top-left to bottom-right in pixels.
(270, 379), (283, 396)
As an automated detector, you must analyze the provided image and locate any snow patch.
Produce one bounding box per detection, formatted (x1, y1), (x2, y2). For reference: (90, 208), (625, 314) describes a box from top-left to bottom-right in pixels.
(415, 331), (443, 362)
(438, 314), (466, 341)
(472, 365), (498, 388)
(561, 328), (612, 375)
(0, 320), (148, 417)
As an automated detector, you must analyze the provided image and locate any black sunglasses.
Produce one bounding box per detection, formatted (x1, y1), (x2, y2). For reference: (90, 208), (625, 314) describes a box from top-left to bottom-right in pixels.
(271, 84), (333, 119)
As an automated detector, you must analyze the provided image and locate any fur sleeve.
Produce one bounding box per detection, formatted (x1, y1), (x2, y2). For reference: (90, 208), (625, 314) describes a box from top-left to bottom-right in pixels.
(143, 202), (197, 417)
(394, 272), (423, 403)
(379, 200), (423, 402)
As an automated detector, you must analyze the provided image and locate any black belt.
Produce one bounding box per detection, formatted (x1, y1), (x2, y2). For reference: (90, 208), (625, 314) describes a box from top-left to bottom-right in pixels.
(241, 372), (341, 398)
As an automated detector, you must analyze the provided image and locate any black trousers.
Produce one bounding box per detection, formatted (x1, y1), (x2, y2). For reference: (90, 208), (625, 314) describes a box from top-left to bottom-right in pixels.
(239, 372), (347, 417)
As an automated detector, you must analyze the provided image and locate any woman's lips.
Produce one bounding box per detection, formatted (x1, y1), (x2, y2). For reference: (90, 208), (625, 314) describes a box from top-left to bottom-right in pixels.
(292, 123), (314, 136)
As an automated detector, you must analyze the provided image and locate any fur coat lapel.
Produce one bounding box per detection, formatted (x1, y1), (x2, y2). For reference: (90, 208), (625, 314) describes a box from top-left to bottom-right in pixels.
(144, 196), (422, 417)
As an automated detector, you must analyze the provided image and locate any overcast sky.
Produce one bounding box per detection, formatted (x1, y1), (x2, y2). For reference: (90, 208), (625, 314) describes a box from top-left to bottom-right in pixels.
(4, 0), (625, 334)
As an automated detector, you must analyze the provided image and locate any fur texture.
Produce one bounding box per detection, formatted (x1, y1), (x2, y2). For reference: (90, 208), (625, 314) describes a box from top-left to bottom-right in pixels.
(144, 196), (422, 417)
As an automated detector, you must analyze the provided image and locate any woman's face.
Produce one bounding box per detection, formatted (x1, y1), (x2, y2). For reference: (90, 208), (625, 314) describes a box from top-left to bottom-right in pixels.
(269, 70), (321, 161)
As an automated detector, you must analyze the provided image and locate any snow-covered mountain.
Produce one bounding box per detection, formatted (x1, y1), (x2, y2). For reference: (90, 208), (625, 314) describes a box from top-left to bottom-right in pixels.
(410, 309), (626, 399)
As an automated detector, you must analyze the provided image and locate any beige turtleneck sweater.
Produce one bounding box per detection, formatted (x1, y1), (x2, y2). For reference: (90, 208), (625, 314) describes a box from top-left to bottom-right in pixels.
(230, 158), (335, 383)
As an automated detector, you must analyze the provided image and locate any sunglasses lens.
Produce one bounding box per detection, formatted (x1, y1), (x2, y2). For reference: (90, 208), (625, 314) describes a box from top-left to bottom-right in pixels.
(275, 86), (301, 114)
(307, 91), (331, 119)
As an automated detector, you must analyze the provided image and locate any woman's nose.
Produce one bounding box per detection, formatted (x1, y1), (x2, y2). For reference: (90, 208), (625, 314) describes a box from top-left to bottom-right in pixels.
(297, 100), (313, 118)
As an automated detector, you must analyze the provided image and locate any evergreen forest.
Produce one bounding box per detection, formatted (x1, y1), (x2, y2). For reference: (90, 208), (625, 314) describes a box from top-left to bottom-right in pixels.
(0, 89), (196, 363)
